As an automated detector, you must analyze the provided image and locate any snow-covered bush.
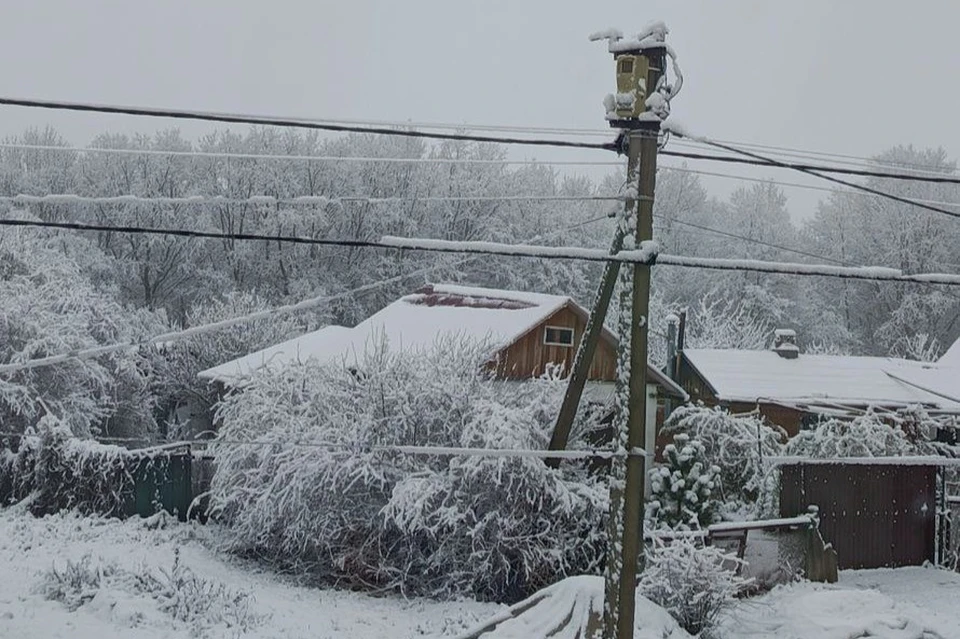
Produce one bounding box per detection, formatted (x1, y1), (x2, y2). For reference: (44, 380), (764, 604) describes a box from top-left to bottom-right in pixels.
(209, 338), (605, 601)
(0, 416), (186, 518)
(382, 449), (607, 601)
(134, 549), (264, 632)
(664, 405), (785, 510)
(640, 537), (750, 638)
(1, 417), (133, 516)
(785, 412), (916, 458)
(647, 434), (720, 531)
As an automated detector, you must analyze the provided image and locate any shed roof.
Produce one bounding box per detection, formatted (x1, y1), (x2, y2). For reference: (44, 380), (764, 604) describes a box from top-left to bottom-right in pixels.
(682, 348), (960, 410)
(199, 283), (687, 399)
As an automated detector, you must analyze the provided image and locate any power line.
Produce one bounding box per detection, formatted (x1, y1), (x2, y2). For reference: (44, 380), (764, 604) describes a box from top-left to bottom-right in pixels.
(0, 96), (618, 152)
(0, 217), (652, 263)
(654, 213), (846, 265)
(0, 142), (626, 167)
(7, 216), (960, 286)
(6, 140), (960, 208)
(661, 149), (960, 186)
(0, 193), (622, 206)
(667, 132), (960, 222)
(0, 430), (632, 460)
(380, 235), (960, 285)
(660, 164), (960, 209)
(4, 218), (960, 375)
(673, 138), (960, 177)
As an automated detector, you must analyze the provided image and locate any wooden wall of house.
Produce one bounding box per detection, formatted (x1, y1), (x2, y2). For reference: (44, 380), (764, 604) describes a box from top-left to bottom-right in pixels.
(676, 355), (802, 438)
(727, 401), (803, 438)
(493, 306), (617, 381)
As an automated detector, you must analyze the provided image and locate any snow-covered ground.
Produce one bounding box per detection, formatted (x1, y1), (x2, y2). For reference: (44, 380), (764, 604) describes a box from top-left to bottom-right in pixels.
(0, 507), (501, 639)
(1, 506), (958, 639)
(722, 566), (960, 638)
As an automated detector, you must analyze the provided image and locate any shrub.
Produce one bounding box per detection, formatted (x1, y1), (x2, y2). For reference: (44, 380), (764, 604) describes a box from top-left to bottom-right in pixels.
(209, 339), (606, 601)
(664, 405), (785, 509)
(784, 412), (915, 458)
(382, 455), (607, 601)
(134, 550), (263, 631)
(1, 417), (133, 516)
(647, 434), (720, 531)
(640, 537), (750, 638)
(0, 416), (183, 518)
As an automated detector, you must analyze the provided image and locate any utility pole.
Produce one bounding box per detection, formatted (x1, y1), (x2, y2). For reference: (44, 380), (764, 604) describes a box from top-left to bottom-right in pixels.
(615, 118), (660, 639)
(587, 26), (672, 639)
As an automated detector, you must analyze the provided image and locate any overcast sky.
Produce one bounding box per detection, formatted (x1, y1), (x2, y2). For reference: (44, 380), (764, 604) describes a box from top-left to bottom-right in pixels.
(3, 0), (958, 220)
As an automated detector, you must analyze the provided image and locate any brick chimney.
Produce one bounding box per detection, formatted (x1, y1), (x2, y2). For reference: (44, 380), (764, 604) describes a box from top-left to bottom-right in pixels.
(773, 329), (799, 359)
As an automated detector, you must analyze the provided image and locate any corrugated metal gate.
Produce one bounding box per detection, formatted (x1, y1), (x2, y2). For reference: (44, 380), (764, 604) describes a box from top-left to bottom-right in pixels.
(780, 462), (937, 569)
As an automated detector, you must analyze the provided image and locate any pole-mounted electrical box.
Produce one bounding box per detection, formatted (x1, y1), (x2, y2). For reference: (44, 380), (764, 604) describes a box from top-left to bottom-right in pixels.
(614, 54), (649, 119)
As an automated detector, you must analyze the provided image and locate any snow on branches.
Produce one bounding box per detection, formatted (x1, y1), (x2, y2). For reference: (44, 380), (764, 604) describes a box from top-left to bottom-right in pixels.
(647, 434), (720, 531)
(208, 338), (607, 601)
(664, 405), (786, 510)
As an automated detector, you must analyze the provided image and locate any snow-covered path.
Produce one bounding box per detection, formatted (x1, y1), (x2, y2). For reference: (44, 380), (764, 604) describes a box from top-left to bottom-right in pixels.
(1, 507), (958, 639)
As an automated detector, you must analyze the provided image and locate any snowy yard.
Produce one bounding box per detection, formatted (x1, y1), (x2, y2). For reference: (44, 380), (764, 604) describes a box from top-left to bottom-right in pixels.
(0, 508), (957, 639)
(0, 508), (500, 639)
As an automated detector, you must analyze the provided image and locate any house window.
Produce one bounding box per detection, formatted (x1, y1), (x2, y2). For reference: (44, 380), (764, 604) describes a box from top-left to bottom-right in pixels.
(618, 58), (634, 74)
(544, 326), (575, 347)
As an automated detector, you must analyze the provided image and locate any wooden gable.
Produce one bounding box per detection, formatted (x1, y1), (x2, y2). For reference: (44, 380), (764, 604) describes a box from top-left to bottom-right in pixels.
(491, 303), (617, 381)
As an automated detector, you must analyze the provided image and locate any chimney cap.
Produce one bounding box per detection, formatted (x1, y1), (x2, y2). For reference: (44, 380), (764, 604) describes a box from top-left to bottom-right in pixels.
(773, 328), (799, 359)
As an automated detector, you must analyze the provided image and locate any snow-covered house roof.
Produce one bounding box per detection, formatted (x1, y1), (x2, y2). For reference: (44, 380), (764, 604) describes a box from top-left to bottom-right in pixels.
(199, 283), (687, 398)
(682, 348), (960, 412)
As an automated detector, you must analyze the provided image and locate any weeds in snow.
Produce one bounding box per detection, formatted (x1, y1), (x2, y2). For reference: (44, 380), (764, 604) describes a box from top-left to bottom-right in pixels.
(37, 549), (266, 634)
(36, 554), (118, 611)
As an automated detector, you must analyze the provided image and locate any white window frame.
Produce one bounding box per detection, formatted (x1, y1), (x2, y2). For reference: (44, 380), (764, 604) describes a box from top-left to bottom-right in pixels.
(543, 325), (575, 347)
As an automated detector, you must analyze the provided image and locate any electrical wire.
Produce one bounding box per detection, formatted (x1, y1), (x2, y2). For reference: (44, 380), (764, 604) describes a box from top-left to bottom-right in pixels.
(0, 142), (626, 167)
(6, 96), (960, 188)
(0, 193), (623, 206)
(661, 149), (960, 186)
(667, 131), (960, 222)
(672, 138), (960, 177)
(0, 97), (618, 152)
(5, 216), (960, 285)
(0, 431), (630, 460)
(0, 218), (651, 263)
(653, 213), (846, 265)
(0, 214), (612, 375)
(660, 164), (960, 209)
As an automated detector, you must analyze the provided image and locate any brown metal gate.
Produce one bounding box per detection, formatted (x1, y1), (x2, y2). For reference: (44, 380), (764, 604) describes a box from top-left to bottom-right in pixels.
(780, 462), (937, 569)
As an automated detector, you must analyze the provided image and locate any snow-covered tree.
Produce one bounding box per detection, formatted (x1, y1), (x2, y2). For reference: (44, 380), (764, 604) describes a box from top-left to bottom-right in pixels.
(0, 224), (163, 439)
(647, 434), (720, 531)
(663, 405), (785, 510)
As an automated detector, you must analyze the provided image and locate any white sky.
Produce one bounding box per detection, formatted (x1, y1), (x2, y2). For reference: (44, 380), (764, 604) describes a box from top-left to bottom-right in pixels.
(3, 0), (958, 221)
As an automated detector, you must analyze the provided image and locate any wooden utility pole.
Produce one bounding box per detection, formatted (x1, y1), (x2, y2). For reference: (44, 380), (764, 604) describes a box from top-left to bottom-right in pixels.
(614, 119), (660, 639)
(584, 32), (666, 639)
